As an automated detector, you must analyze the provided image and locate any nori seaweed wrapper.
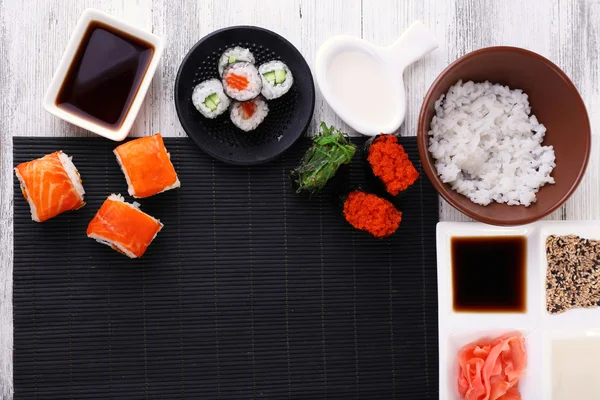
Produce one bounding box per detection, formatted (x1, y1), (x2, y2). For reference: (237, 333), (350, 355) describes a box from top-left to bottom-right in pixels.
(290, 122), (356, 197)
(291, 162), (351, 198)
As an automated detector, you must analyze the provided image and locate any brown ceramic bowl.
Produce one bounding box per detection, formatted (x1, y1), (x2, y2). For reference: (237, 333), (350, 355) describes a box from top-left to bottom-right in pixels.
(417, 46), (591, 226)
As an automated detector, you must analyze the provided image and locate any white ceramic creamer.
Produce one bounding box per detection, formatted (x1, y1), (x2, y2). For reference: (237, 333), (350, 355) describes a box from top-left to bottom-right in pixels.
(315, 21), (438, 136)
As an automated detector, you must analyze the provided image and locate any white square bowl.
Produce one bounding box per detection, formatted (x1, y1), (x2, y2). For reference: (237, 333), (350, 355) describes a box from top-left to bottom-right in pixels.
(42, 8), (164, 141)
(437, 221), (600, 399)
(437, 222), (542, 400)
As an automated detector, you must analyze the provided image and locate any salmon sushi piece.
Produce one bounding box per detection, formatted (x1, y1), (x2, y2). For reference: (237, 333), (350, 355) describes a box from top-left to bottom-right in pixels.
(14, 151), (85, 222)
(114, 134), (180, 198)
(87, 194), (163, 259)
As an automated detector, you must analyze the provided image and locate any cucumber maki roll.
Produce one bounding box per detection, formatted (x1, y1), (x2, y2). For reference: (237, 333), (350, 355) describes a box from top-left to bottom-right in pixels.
(222, 62), (262, 101)
(259, 60), (294, 100)
(364, 134), (419, 197)
(217, 46), (256, 77)
(230, 96), (269, 132)
(192, 79), (231, 119)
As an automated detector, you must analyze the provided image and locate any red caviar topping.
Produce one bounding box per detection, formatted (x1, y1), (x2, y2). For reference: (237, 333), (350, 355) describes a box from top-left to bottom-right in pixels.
(343, 191), (401, 238)
(367, 135), (419, 196)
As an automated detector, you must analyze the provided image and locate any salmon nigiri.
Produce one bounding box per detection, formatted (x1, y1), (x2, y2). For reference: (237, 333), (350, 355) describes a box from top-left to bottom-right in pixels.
(114, 134), (180, 198)
(14, 151), (85, 222)
(87, 194), (163, 259)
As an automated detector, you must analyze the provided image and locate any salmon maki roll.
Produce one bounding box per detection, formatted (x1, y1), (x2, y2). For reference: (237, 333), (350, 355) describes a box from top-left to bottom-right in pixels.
(14, 151), (85, 222)
(222, 62), (262, 101)
(114, 134), (180, 198)
(87, 194), (163, 259)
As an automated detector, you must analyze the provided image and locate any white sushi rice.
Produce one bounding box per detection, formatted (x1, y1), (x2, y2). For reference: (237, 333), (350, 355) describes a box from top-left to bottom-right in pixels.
(58, 152), (86, 199)
(192, 79), (231, 118)
(13, 167), (39, 222)
(222, 62), (262, 101)
(259, 60), (294, 100)
(87, 194), (163, 259)
(113, 146), (181, 199)
(14, 151), (85, 222)
(230, 97), (269, 132)
(107, 193), (139, 209)
(218, 47), (255, 77)
(428, 80), (556, 207)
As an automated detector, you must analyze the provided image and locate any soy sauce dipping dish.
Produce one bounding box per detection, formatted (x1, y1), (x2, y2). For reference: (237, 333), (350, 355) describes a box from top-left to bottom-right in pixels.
(43, 8), (165, 141)
(315, 21), (438, 136)
(417, 47), (591, 226)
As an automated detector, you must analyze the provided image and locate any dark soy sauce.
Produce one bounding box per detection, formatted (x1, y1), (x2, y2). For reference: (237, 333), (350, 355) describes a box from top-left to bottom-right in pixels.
(451, 236), (527, 313)
(56, 21), (154, 129)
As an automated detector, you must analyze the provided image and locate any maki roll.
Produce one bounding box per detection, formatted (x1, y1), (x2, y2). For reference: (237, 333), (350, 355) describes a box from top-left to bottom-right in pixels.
(365, 134), (419, 196)
(217, 46), (255, 77)
(342, 190), (401, 238)
(222, 62), (262, 101)
(87, 194), (163, 259)
(192, 79), (231, 118)
(259, 60), (294, 100)
(14, 151), (85, 222)
(114, 134), (180, 198)
(230, 96), (269, 132)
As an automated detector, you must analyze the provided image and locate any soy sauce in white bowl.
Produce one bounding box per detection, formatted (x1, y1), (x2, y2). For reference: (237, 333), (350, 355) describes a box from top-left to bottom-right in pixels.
(56, 21), (154, 130)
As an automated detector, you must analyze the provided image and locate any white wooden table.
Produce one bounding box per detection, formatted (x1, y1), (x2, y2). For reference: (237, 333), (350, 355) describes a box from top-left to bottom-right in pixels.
(1, 0), (598, 397)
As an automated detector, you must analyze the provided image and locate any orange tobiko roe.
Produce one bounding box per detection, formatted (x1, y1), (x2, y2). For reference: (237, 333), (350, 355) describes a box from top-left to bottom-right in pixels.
(343, 191), (401, 238)
(367, 135), (419, 196)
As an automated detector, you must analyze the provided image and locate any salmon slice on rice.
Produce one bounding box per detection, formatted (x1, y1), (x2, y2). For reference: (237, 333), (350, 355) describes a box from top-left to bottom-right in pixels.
(113, 134), (180, 198)
(87, 194), (163, 259)
(14, 151), (85, 222)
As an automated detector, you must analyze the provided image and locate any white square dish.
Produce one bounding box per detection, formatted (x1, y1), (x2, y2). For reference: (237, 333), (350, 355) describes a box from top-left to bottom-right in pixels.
(42, 8), (164, 141)
(437, 221), (600, 399)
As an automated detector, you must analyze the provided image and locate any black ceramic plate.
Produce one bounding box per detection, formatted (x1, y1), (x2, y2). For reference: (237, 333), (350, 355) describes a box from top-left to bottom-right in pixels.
(174, 26), (315, 165)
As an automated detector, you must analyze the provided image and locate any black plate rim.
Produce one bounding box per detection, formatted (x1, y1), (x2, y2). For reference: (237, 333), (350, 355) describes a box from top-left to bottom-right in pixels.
(174, 25), (316, 166)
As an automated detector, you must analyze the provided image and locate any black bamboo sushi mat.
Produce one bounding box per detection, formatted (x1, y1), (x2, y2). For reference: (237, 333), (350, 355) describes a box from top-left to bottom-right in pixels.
(13, 136), (439, 399)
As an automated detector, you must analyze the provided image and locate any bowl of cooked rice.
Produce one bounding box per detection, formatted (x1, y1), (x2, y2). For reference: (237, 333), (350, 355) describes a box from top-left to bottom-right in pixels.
(417, 46), (591, 226)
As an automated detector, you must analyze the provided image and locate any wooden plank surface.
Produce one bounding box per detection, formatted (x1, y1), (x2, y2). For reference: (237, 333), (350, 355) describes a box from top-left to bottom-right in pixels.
(1, 0), (598, 397)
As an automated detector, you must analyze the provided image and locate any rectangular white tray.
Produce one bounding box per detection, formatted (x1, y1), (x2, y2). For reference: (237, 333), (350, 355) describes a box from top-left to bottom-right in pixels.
(437, 221), (600, 400)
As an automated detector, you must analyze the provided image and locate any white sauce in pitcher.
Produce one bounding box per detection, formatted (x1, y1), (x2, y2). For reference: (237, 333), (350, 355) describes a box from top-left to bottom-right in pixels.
(327, 51), (397, 127)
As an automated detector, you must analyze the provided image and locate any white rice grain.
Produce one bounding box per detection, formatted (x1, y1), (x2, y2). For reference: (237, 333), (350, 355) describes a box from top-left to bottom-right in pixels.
(428, 80), (556, 207)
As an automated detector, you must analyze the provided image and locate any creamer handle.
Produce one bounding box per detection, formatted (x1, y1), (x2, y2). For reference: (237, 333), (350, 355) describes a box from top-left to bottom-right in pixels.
(386, 21), (438, 70)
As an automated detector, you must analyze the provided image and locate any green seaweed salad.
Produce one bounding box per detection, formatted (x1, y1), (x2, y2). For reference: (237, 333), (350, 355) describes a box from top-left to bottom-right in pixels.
(291, 122), (356, 196)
